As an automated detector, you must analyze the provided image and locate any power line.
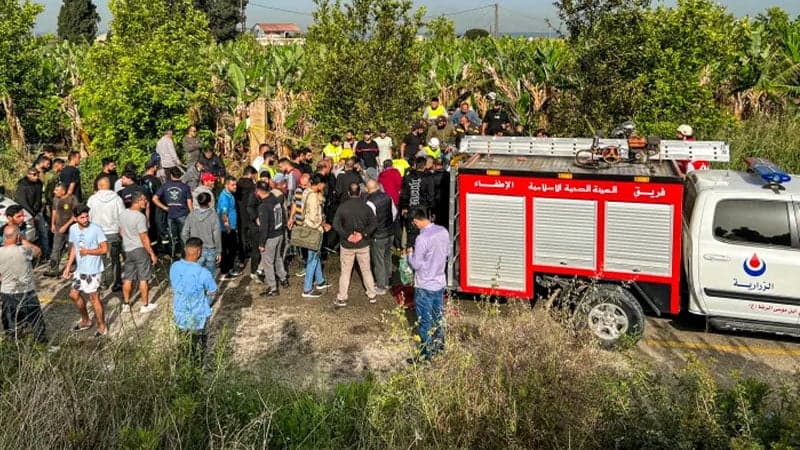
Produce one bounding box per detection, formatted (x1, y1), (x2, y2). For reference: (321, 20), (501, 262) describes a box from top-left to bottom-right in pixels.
(248, 3), (314, 17)
(425, 4), (494, 19)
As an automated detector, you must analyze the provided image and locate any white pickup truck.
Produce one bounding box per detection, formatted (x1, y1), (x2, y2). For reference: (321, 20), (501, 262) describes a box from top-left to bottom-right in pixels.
(682, 162), (800, 336)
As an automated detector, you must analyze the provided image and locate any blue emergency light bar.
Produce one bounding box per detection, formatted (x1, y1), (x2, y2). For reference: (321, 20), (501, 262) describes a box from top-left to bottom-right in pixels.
(745, 157), (791, 184)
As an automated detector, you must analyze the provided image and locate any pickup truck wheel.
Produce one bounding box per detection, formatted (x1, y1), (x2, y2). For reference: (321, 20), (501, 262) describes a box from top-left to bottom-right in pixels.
(575, 284), (644, 347)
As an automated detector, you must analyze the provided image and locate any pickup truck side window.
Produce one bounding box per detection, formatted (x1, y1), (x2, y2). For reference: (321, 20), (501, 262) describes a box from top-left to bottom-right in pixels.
(713, 199), (792, 248)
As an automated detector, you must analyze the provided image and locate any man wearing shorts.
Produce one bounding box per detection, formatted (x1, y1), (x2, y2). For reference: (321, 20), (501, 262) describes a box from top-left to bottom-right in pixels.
(120, 191), (159, 313)
(62, 204), (109, 337)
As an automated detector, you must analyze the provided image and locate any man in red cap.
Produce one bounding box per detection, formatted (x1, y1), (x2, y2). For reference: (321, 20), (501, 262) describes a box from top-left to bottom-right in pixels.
(193, 172), (217, 211)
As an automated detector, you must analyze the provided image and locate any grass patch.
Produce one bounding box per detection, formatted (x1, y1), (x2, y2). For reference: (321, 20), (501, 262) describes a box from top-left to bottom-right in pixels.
(0, 303), (799, 449)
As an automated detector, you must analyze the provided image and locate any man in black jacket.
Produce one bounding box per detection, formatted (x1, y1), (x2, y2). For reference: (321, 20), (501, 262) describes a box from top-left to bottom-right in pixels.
(236, 166), (258, 272)
(198, 147), (226, 178)
(365, 179), (395, 294)
(399, 156), (435, 248)
(332, 183), (378, 307)
(256, 181), (288, 297)
(14, 167), (47, 257)
(334, 158), (363, 205)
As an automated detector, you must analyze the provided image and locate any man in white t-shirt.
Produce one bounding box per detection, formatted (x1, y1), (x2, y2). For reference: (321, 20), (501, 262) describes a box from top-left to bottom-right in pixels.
(374, 127), (393, 169)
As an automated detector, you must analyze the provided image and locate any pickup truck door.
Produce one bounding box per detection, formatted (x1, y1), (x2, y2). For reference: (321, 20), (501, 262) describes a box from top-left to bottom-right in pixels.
(696, 196), (800, 324)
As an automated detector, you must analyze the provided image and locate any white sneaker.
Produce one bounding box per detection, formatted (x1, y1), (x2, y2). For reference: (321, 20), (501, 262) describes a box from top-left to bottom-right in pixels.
(140, 303), (158, 313)
(121, 304), (131, 313)
(295, 269), (306, 277)
(375, 288), (388, 296)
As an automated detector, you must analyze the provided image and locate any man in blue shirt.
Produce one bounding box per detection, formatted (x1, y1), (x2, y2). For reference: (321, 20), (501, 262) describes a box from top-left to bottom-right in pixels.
(170, 237), (217, 363)
(153, 167), (193, 258)
(217, 176), (241, 280)
(62, 204), (109, 338)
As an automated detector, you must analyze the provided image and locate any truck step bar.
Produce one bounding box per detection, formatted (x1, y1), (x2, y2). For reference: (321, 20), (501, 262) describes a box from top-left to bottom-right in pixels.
(459, 136), (730, 162)
(708, 317), (800, 338)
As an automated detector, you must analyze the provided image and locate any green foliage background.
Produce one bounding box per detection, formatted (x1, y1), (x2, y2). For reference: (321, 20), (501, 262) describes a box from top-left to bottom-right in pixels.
(1, 0), (800, 186)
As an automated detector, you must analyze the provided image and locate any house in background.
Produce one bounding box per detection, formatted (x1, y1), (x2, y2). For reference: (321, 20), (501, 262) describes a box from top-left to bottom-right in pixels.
(251, 23), (304, 45)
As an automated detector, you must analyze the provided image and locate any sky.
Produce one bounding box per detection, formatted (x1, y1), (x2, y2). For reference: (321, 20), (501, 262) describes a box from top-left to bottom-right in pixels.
(34, 0), (800, 35)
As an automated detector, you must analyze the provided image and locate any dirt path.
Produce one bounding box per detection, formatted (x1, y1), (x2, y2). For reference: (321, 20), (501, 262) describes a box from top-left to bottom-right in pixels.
(30, 256), (800, 388)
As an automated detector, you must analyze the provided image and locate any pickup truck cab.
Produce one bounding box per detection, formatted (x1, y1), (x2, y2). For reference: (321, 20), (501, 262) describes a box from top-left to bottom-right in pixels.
(683, 168), (800, 336)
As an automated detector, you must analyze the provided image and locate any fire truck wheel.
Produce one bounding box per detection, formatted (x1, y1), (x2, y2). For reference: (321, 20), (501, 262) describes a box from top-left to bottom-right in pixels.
(576, 284), (644, 347)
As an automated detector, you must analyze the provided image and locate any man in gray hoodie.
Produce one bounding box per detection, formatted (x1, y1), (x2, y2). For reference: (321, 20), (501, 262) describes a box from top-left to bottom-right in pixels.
(87, 176), (126, 291)
(181, 192), (221, 276)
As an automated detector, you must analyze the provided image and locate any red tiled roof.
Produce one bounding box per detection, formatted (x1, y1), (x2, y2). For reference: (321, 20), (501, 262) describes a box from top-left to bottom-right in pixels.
(255, 23), (301, 33)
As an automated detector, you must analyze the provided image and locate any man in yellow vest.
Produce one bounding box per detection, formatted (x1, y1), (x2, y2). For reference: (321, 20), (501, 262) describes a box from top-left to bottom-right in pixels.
(422, 97), (447, 125)
(322, 134), (343, 164)
(423, 138), (442, 159)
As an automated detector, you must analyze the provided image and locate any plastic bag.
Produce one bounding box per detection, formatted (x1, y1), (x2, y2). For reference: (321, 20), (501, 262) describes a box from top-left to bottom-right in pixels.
(399, 255), (414, 286)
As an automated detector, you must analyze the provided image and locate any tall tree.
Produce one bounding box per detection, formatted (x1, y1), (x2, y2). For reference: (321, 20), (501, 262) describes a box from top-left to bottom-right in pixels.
(78, 0), (213, 179)
(554, 0), (650, 39)
(57, 0), (100, 43)
(0, 0), (43, 155)
(194, 0), (247, 42)
(304, 0), (425, 135)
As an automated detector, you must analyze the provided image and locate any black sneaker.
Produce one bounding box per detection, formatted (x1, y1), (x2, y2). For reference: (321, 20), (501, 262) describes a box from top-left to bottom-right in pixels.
(280, 278), (289, 288)
(302, 290), (322, 298)
(265, 288), (279, 297)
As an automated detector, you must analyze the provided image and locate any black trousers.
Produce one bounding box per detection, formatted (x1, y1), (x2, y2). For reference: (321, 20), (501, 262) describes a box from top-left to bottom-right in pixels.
(220, 230), (238, 275)
(248, 227), (261, 274)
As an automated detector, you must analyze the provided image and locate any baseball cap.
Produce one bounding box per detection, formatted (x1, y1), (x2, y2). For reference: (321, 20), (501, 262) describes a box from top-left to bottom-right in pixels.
(273, 173), (287, 184)
(200, 172), (216, 183)
(363, 128), (373, 134)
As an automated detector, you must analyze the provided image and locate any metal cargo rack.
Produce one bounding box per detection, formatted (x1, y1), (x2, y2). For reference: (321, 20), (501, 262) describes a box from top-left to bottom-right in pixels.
(458, 135), (730, 162)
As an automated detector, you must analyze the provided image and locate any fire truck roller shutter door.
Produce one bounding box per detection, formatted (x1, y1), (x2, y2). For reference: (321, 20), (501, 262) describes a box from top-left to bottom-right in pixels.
(465, 193), (527, 292)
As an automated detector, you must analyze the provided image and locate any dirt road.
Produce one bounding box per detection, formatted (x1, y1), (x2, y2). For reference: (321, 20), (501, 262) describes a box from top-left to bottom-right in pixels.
(29, 257), (800, 387)
(638, 315), (800, 384)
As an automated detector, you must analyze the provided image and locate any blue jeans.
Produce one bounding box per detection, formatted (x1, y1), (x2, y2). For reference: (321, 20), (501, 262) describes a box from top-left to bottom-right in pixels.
(198, 248), (217, 276)
(303, 249), (325, 292)
(414, 287), (445, 360)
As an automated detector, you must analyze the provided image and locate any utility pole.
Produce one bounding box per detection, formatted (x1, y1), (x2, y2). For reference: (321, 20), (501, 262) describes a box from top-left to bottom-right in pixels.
(494, 3), (499, 38)
(241, 0), (246, 33)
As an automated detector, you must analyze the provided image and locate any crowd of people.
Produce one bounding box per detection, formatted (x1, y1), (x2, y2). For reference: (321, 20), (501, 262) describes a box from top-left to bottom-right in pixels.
(0, 96), (494, 361)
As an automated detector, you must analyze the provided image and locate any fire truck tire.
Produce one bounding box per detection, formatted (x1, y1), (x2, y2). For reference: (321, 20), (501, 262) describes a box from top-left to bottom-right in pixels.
(575, 284), (644, 347)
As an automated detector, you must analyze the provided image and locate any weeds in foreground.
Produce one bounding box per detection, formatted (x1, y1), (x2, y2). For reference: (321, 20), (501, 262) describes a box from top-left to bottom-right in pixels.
(0, 304), (799, 449)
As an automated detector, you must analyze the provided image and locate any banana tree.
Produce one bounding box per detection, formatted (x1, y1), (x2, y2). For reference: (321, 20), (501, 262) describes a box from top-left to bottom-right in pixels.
(212, 38), (306, 159)
(46, 41), (90, 153)
(482, 37), (572, 133)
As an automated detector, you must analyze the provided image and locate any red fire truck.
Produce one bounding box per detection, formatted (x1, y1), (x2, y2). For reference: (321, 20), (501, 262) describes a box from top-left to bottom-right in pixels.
(448, 136), (800, 345)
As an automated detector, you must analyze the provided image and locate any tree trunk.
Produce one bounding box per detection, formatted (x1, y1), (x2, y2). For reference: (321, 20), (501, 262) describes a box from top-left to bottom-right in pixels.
(1, 93), (26, 155)
(248, 98), (267, 161)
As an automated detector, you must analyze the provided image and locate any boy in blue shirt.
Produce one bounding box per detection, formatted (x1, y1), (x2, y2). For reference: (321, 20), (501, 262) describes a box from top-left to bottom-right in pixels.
(170, 237), (217, 363)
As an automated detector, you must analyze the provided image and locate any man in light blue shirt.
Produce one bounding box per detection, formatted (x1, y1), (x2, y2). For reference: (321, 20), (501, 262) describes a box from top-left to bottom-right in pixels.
(170, 237), (217, 363)
(63, 204), (109, 337)
(406, 207), (450, 362)
(217, 176), (241, 279)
